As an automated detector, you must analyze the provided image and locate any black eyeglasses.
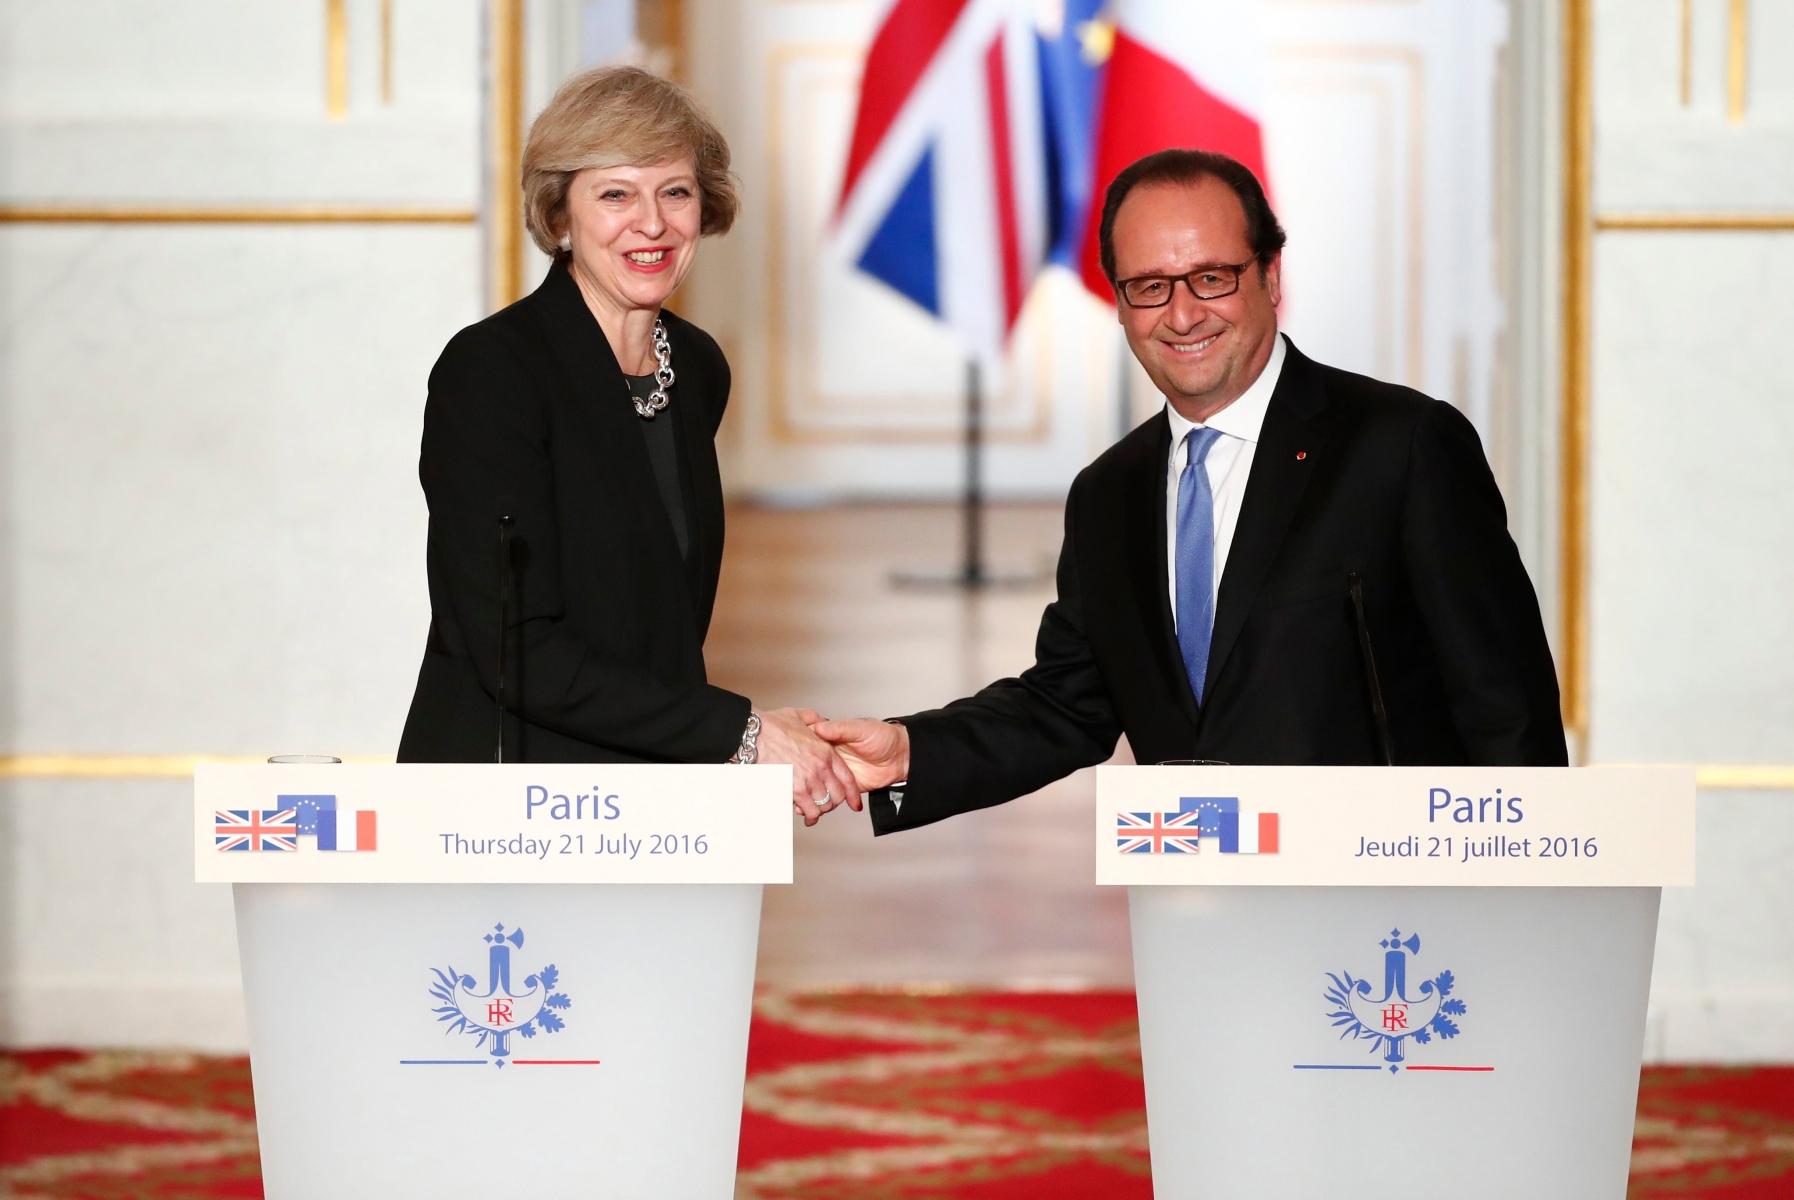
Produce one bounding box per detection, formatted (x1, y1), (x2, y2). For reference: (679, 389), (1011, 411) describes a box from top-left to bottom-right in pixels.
(1116, 260), (1258, 308)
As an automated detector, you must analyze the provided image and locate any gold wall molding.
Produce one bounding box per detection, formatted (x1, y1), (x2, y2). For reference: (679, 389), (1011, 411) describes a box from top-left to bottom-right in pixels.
(1597, 211), (1794, 231)
(1695, 765), (1794, 790)
(485, 0), (527, 311)
(1728, 0), (1749, 124)
(0, 754), (394, 779)
(1561, 0), (1593, 743)
(0, 205), (476, 225)
(381, 0), (395, 104)
(1680, 0), (1694, 105)
(327, 0), (398, 112)
(1678, 0), (1752, 120)
(639, 0), (687, 81)
(326, 0), (350, 120)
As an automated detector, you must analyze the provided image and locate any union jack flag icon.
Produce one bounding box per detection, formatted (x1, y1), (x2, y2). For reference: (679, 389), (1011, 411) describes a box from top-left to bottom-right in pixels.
(215, 808), (297, 852)
(1117, 810), (1203, 854)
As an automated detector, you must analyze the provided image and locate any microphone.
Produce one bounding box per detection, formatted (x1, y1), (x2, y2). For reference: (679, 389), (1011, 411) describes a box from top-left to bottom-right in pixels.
(496, 516), (515, 764)
(1348, 572), (1396, 767)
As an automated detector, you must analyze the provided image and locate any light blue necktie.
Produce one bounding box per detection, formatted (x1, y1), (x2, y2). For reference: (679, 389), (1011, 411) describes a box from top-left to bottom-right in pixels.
(1175, 427), (1225, 706)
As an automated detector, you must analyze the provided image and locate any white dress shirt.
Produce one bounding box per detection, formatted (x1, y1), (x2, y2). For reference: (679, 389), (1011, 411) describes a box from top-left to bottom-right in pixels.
(1164, 333), (1287, 628)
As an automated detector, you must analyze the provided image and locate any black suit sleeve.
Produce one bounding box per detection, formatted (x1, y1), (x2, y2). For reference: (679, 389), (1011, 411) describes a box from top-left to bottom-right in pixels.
(870, 496), (1123, 834)
(1401, 401), (1567, 765)
(420, 327), (749, 762)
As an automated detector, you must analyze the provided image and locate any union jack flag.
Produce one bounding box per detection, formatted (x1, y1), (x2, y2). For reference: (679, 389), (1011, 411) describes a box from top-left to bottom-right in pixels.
(215, 809), (297, 852)
(1117, 810), (1203, 854)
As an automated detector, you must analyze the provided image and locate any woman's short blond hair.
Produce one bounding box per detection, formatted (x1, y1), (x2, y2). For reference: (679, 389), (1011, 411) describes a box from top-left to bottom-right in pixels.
(521, 66), (738, 256)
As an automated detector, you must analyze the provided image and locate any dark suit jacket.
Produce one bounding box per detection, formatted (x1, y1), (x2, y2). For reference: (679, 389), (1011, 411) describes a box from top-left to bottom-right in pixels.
(397, 261), (750, 764)
(872, 339), (1566, 834)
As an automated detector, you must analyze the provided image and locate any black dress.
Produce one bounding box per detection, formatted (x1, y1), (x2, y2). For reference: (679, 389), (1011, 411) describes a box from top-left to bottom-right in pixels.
(396, 261), (748, 764)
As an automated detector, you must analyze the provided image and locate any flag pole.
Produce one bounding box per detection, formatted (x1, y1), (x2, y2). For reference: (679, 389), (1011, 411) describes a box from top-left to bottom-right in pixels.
(890, 354), (1042, 591)
(962, 358), (984, 587)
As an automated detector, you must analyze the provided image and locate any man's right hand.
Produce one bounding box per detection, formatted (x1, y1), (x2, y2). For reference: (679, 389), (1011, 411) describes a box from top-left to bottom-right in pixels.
(811, 718), (910, 792)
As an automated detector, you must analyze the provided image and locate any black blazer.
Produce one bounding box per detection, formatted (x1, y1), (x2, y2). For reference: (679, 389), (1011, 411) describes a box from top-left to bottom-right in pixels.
(873, 339), (1566, 834)
(397, 262), (750, 764)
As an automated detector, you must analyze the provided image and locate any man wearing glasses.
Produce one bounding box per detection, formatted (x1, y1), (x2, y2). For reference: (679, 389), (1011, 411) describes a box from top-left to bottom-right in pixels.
(816, 149), (1566, 835)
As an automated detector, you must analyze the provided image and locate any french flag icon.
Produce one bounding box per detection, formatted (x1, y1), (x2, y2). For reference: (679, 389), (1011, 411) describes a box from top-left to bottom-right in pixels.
(317, 809), (378, 852)
(1218, 810), (1279, 854)
(1181, 797), (1279, 854)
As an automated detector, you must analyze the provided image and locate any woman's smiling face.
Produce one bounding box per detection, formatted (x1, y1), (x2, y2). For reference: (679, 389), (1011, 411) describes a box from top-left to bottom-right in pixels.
(562, 158), (702, 315)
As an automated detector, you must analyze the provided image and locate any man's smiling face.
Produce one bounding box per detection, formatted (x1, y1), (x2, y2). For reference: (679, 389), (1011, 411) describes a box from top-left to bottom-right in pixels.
(1111, 175), (1282, 423)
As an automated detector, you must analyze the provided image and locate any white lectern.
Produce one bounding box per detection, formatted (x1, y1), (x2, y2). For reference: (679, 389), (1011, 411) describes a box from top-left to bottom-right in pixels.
(196, 763), (791, 1200)
(1098, 766), (1695, 1200)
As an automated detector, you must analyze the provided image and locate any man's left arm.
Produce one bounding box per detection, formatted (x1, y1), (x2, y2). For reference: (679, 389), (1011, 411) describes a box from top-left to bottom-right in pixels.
(1402, 401), (1569, 765)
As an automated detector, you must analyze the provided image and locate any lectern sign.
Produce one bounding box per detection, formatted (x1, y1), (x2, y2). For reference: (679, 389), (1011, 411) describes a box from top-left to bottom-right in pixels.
(1321, 929), (1474, 1073)
(195, 763), (793, 884)
(425, 924), (578, 1067)
(1097, 766), (1694, 886)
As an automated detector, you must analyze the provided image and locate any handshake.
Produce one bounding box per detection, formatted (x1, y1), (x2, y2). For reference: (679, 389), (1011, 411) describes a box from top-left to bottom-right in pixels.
(750, 708), (910, 826)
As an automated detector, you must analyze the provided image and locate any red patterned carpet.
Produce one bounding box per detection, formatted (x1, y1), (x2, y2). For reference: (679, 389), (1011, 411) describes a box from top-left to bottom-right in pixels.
(4, 992), (1792, 1198)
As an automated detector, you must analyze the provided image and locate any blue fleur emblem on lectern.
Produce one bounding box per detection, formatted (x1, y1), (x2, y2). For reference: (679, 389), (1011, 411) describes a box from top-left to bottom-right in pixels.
(428, 924), (572, 1065)
(1324, 929), (1469, 1073)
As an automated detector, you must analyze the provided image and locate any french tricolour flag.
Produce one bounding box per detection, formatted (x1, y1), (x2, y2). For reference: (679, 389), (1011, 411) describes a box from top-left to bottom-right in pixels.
(1181, 796), (1279, 854)
(834, 0), (1052, 366)
(317, 809), (377, 852)
(1077, 0), (1270, 298)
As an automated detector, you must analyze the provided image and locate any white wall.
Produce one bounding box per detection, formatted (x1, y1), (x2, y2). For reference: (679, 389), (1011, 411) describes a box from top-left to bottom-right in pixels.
(1589, 0), (1794, 1058)
(2, 781), (245, 1048)
(0, 0), (484, 1046)
(1651, 791), (1794, 1062)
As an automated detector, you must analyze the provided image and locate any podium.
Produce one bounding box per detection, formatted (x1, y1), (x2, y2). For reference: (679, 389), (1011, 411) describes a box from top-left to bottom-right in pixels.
(195, 762), (791, 1199)
(1098, 766), (1695, 1200)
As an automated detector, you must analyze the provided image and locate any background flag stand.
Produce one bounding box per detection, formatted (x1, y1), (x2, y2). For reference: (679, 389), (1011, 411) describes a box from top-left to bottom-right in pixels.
(890, 360), (1048, 591)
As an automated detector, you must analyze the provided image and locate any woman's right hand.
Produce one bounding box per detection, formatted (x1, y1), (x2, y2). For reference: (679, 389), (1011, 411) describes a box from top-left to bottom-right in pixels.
(751, 708), (865, 826)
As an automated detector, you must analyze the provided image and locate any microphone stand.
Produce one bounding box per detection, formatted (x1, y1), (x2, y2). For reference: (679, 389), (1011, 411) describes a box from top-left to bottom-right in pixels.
(496, 516), (514, 764)
(1349, 572), (1396, 767)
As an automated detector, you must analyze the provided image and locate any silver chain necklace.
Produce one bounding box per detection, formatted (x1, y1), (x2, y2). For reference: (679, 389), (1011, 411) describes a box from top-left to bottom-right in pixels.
(633, 320), (675, 419)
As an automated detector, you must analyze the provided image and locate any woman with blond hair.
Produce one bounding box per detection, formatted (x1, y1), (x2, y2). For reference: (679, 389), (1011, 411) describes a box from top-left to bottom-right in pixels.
(398, 67), (853, 821)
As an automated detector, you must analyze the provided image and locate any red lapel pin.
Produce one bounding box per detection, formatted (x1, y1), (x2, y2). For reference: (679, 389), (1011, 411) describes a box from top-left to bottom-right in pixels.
(1296, 451), (1307, 460)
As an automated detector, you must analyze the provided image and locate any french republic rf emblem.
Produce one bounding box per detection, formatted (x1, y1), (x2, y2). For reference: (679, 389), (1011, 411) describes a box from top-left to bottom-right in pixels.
(1323, 929), (1470, 1073)
(428, 924), (573, 1066)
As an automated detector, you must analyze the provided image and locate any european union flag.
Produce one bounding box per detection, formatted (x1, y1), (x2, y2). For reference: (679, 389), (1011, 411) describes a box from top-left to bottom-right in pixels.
(279, 794), (336, 835)
(1180, 796), (1238, 838)
(1036, 0), (1106, 266)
